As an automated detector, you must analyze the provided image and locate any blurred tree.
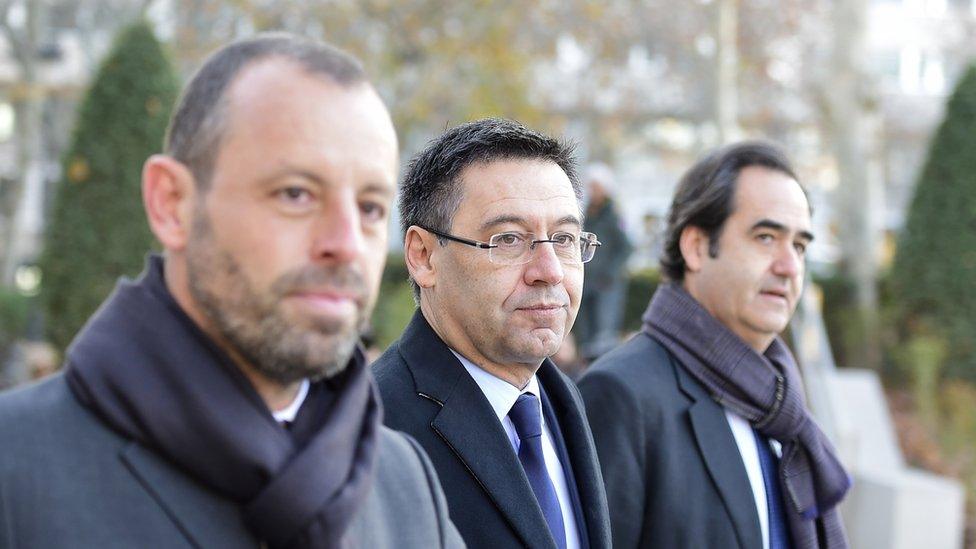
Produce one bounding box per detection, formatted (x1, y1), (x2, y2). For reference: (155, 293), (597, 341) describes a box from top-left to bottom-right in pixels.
(0, 0), (156, 286)
(167, 0), (833, 158)
(890, 64), (976, 382)
(714, 0), (741, 143)
(38, 22), (178, 352)
(170, 0), (565, 152)
(0, 0), (44, 285)
(822, 0), (884, 370)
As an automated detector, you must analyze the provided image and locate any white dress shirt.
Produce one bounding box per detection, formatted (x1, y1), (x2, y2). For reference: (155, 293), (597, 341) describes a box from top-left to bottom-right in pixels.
(725, 409), (777, 549)
(273, 378), (310, 424)
(452, 350), (581, 549)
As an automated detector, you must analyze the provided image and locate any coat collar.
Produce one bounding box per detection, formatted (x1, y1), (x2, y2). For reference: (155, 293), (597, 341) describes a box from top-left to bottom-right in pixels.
(671, 350), (763, 549)
(536, 356), (610, 549)
(397, 311), (559, 549)
(120, 442), (254, 548)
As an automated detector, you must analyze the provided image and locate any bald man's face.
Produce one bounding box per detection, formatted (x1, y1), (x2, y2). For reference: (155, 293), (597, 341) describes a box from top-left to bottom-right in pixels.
(184, 59), (398, 383)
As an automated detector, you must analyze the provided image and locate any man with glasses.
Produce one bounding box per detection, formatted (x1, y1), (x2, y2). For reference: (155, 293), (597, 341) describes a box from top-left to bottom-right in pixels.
(373, 118), (612, 549)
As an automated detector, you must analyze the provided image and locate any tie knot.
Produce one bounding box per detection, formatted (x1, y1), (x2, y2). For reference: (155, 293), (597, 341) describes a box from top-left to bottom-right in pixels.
(509, 392), (542, 440)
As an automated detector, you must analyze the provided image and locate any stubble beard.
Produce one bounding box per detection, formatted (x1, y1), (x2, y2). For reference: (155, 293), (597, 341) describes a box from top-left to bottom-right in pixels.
(185, 211), (369, 385)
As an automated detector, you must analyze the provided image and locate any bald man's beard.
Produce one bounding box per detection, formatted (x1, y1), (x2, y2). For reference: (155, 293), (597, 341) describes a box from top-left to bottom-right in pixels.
(184, 210), (370, 384)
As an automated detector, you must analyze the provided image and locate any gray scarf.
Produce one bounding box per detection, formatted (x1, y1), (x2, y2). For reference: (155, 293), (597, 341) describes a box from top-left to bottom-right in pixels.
(642, 283), (850, 549)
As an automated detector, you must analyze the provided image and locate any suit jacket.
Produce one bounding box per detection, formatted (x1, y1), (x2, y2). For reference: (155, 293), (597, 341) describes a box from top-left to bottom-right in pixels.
(0, 373), (464, 549)
(373, 311), (611, 549)
(577, 332), (763, 549)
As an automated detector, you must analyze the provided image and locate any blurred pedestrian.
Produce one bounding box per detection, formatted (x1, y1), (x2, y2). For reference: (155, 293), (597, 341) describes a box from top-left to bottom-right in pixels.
(576, 163), (633, 361)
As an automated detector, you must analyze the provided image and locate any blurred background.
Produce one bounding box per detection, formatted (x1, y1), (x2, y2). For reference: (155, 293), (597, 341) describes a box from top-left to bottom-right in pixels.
(0, 0), (973, 546)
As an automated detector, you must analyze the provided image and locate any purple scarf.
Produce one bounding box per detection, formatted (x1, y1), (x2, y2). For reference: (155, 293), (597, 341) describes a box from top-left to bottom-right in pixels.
(643, 283), (850, 549)
(65, 255), (380, 548)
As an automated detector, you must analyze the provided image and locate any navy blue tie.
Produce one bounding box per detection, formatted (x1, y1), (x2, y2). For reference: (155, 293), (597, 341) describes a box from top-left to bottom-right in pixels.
(754, 430), (792, 549)
(509, 392), (567, 549)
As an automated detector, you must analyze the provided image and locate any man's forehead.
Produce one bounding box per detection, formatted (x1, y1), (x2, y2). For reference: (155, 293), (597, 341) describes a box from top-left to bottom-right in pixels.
(455, 159), (581, 228)
(732, 167), (811, 228)
(210, 59), (397, 179)
(221, 58), (389, 135)
(225, 58), (321, 105)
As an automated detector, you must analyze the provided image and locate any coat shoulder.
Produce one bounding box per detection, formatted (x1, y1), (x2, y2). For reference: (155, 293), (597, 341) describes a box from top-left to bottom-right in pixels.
(371, 342), (439, 436)
(577, 332), (692, 434)
(0, 374), (114, 465)
(374, 426), (435, 490)
(371, 341), (409, 387)
(579, 332), (680, 399)
(0, 373), (73, 424)
(355, 426), (461, 547)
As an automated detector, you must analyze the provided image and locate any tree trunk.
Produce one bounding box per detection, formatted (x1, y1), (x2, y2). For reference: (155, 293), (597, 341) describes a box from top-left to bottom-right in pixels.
(715, 0), (740, 144)
(825, 0), (883, 370)
(0, 0), (43, 286)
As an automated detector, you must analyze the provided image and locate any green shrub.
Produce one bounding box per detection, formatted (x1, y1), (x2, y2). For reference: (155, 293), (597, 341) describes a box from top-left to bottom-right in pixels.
(38, 23), (179, 352)
(622, 268), (661, 333)
(890, 64), (976, 383)
(812, 268), (920, 386)
(370, 254), (416, 350)
(0, 288), (31, 352)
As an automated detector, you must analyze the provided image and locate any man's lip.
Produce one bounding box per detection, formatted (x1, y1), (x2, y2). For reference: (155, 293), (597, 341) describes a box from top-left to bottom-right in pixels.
(760, 289), (789, 299)
(516, 303), (567, 311)
(288, 290), (361, 305)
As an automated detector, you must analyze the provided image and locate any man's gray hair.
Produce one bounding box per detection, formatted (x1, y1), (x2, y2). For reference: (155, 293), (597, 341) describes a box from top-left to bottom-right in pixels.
(164, 33), (367, 189)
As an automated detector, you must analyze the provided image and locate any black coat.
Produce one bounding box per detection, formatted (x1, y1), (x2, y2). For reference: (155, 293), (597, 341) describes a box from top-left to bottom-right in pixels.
(577, 332), (763, 549)
(373, 311), (612, 549)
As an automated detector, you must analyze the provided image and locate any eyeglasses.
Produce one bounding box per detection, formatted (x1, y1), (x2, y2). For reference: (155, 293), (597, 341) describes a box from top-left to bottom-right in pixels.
(422, 227), (601, 265)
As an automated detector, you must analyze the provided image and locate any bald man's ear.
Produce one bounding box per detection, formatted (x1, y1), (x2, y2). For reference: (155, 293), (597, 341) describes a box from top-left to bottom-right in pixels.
(142, 155), (196, 252)
(404, 226), (439, 292)
(679, 225), (709, 273)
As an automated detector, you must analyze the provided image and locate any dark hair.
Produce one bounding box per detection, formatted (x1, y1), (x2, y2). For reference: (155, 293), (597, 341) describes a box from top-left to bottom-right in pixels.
(660, 140), (805, 282)
(399, 117), (580, 295)
(165, 33), (366, 189)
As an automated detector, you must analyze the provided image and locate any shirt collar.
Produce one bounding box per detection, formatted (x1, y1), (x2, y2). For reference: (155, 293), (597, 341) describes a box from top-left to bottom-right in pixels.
(272, 378), (310, 423)
(450, 349), (541, 424)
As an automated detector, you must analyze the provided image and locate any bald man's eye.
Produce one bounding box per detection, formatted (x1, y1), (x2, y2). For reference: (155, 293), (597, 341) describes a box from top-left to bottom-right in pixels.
(275, 187), (314, 205)
(794, 241), (808, 255)
(360, 200), (387, 223)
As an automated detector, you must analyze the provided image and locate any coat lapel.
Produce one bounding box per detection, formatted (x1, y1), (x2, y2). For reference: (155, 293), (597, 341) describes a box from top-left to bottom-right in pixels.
(676, 364), (762, 549)
(538, 362), (611, 549)
(120, 442), (255, 549)
(398, 312), (557, 549)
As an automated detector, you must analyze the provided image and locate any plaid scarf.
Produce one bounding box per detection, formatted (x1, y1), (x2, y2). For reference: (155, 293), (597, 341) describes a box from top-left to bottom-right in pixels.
(642, 283), (851, 549)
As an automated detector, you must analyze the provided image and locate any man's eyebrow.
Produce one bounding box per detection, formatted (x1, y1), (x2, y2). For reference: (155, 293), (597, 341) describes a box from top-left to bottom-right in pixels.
(479, 214), (582, 232)
(260, 166), (324, 186)
(259, 166), (393, 196)
(555, 215), (583, 228)
(361, 182), (395, 197)
(480, 215), (526, 232)
(751, 219), (815, 242)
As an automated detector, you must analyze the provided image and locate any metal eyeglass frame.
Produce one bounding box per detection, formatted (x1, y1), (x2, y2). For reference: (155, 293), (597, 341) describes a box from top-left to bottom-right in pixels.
(421, 226), (601, 265)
